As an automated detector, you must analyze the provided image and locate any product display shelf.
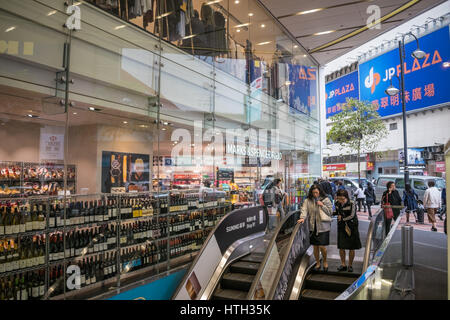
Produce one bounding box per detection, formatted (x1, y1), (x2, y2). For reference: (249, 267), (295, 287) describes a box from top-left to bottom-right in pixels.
(0, 190), (232, 299)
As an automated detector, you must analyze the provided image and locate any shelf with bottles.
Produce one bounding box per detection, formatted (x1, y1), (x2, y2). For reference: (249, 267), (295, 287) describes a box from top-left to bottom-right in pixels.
(0, 268), (46, 300)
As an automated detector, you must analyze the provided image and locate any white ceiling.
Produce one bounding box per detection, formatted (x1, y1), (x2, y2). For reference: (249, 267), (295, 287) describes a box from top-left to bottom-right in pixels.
(260, 0), (446, 65)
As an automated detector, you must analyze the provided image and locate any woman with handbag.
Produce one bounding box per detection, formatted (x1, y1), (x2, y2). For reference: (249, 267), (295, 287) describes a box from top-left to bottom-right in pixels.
(334, 189), (362, 272)
(381, 181), (402, 235)
(298, 185), (333, 272)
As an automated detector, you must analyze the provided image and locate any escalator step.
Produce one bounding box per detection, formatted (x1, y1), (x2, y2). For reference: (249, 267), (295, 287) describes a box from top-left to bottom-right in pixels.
(240, 253), (265, 263)
(300, 289), (341, 301)
(212, 288), (248, 300)
(229, 261), (260, 275)
(221, 272), (255, 291)
(305, 273), (359, 292)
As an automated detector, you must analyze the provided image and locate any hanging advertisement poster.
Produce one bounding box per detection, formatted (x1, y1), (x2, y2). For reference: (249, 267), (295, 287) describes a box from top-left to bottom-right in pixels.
(288, 64), (318, 117)
(101, 151), (150, 193)
(359, 26), (450, 117)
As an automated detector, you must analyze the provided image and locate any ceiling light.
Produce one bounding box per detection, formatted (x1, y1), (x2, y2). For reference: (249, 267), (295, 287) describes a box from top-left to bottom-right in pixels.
(296, 8), (323, 15)
(314, 30), (335, 36)
(294, 45), (298, 48)
(261, 24), (265, 28)
(5, 26), (16, 33)
(163, 121), (168, 125)
(27, 114), (38, 118)
(234, 23), (250, 28)
(88, 107), (101, 112)
(235, 0), (240, 3)
(161, 128), (166, 131)
(236, 29), (241, 33)
(248, 13), (254, 17)
(303, 54), (307, 57)
(47, 10), (57, 16)
(205, 0), (222, 5)
(123, 121), (128, 124)
(139, 124), (148, 128)
(72, 112), (77, 115)
(257, 41), (271, 46)
(114, 25), (126, 30)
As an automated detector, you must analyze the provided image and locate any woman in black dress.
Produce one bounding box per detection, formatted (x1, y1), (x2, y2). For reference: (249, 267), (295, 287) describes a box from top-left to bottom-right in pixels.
(335, 189), (362, 272)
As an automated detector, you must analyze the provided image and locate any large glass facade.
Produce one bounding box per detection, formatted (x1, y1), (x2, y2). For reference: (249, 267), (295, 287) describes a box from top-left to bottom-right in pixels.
(0, 0), (320, 299)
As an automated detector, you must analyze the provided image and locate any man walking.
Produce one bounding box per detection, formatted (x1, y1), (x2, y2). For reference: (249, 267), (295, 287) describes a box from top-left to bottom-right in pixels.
(423, 180), (441, 232)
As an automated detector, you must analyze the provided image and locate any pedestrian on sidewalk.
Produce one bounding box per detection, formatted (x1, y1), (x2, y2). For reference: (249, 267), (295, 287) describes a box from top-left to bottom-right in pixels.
(423, 180), (441, 232)
(381, 181), (402, 235)
(334, 189), (361, 273)
(274, 178), (286, 220)
(403, 183), (418, 223)
(354, 184), (366, 213)
(364, 182), (376, 218)
(298, 184), (333, 272)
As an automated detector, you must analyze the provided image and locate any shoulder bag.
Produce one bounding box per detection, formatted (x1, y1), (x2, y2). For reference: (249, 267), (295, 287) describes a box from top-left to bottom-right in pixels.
(318, 200), (332, 222)
(384, 193), (394, 220)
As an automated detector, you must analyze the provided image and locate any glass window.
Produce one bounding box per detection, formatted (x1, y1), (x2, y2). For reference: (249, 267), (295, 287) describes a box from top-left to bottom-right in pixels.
(413, 179), (427, 191)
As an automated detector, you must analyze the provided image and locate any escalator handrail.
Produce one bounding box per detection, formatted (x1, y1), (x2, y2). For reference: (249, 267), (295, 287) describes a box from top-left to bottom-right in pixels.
(361, 208), (382, 272)
(266, 214), (309, 300)
(171, 204), (266, 299)
(336, 207), (407, 300)
(246, 209), (300, 300)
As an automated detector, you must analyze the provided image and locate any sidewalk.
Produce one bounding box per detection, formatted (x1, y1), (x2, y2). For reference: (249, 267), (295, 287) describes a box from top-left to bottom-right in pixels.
(355, 205), (446, 233)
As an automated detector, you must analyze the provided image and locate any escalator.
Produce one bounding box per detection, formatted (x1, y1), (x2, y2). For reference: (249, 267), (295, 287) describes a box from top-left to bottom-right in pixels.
(298, 260), (362, 300)
(211, 252), (265, 300)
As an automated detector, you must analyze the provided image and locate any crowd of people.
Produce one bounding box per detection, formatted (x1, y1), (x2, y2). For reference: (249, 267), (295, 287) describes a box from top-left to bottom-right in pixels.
(293, 176), (446, 273)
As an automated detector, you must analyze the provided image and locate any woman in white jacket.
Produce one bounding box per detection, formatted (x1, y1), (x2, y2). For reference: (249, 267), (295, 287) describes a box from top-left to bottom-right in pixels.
(423, 180), (441, 232)
(298, 184), (333, 272)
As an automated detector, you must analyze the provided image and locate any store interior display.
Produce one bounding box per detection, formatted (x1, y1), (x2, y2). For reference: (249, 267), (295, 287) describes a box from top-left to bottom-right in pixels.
(0, 162), (76, 197)
(0, 189), (231, 300)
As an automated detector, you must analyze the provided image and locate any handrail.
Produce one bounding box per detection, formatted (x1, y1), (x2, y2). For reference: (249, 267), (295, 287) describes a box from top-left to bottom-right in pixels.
(336, 207), (407, 300)
(361, 209), (381, 272)
(246, 209), (300, 300)
(267, 216), (309, 300)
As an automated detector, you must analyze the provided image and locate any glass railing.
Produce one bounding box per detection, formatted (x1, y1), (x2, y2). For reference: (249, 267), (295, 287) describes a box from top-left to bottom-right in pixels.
(247, 209), (301, 299)
(337, 207), (407, 300)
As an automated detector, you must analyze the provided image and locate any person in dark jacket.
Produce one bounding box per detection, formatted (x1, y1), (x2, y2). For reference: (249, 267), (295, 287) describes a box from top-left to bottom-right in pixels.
(381, 181), (402, 235)
(320, 178), (333, 198)
(403, 183), (418, 223)
(364, 182), (376, 218)
(334, 189), (362, 272)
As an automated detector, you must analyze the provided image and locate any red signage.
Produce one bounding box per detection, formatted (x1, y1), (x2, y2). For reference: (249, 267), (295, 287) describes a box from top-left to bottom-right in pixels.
(367, 161), (374, 171)
(436, 161), (446, 173)
(323, 164), (346, 171)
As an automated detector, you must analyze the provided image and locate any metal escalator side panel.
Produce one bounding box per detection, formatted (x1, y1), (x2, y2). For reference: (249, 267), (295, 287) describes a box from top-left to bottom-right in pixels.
(246, 210), (302, 300)
(172, 205), (269, 300)
(268, 221), (310, 300)
(287, 247), (313, 300)
(200, 232), (266, 300)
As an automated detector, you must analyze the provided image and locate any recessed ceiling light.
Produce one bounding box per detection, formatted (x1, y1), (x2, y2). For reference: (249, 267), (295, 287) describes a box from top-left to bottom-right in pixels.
(123, 121), (128, 124)
(114, 25), (126, 30)
(161, 128), (166, 131)
(236, 29), (241, 33)
(27, 114), (38, 118)
(139, 124), (148, 128)
(296, 8), (323, 15)
(205, 0), (222, 5)
(248, 13), (254, 17)
(314, 30), (335, 36)
(88, 107), (101, 111)
(234, 23), (250, 28)
(257, 41), (271, 46)
(294, 45), (298, 48)
(235, 0), (239, 3)
(47, 10), (57, 16)
(73, 112), (77, 115)
(5, 26), (16, 33)
(261, 24), (265, 28)
(303, 54), (307, 57)
(163, 121), (168, 125)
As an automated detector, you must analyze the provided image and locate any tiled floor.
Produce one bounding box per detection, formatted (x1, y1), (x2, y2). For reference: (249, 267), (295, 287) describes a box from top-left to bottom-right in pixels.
(355, 205), (446, 233)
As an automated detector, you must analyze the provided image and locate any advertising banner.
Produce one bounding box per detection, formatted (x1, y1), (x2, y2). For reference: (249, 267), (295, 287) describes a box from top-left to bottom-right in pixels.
(436, 161), (445, 172)
(323, 164), (346, 171)
(101, 151), (150, 193)
(288, 65), (318, 116)
(325, 71), (359, 118)
(399, 148), (425, 165)
(359, 26), (450, 117)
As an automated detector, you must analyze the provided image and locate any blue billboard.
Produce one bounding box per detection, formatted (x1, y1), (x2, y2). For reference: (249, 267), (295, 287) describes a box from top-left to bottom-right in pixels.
(325, 71), (359, 118)
(288, 65), (318, 117)
(359, 26), (450, 117)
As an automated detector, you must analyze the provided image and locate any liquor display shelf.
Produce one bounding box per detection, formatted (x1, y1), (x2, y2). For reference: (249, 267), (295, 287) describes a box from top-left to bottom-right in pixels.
(0, 191), (232, 300)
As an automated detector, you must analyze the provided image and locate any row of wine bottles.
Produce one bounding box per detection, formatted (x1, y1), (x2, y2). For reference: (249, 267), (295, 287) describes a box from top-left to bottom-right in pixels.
(0, 236), (45, 274)
(0, 270), (45, 300)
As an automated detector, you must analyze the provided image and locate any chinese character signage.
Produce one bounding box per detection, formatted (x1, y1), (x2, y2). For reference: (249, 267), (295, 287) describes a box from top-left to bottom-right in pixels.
(288, 64), (318, 116)
(359, 26), (450, 117)
(325, 71), (359, 118)
(436, 161), (445, 173)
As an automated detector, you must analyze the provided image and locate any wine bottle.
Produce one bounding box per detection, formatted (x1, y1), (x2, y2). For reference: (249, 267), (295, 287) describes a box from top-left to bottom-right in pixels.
(4, 206), (13, 235)
(19, 205), (26, 233)
(12, 206), (20, 235)
(19, 274), (28, 300)
(0, 243), (5, 274)
(38, 203), (46, 230)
